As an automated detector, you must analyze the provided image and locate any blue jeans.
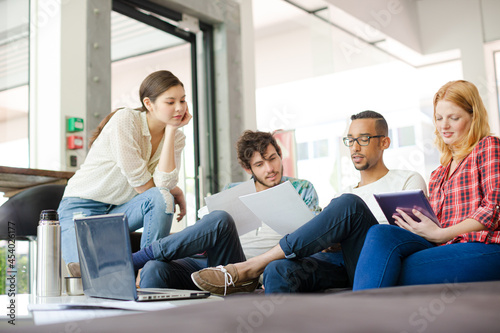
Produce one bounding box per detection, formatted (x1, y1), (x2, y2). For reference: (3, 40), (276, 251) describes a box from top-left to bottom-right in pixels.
(59, 187), (173, 264)
(140, 210), (246, 289)
(268, 193), (378, 288)
(353, 224), (500, 291)
(263, 251), (349, 293)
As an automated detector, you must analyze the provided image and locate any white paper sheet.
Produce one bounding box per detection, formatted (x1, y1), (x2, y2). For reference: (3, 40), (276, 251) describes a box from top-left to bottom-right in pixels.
(27, 301), (175, 312)
(205, 180), (262, 235)
(239, 181), (315, 235)
(31, 309), (133, 325)
(28, 300), (175, 325)
(28, 296), (222, 325)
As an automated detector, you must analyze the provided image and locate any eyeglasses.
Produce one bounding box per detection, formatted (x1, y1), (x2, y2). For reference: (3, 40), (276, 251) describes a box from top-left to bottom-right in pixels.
(342, 135), (385, 147)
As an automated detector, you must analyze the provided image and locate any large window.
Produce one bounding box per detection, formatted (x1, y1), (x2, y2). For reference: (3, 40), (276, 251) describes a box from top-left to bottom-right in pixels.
(253, 0), (462, 207)
(0, 0), (30, 168)
(0, 0), (31, 294)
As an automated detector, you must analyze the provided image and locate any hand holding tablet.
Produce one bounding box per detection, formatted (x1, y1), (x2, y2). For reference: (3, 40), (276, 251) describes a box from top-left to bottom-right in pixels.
(373, 189), (441, 227)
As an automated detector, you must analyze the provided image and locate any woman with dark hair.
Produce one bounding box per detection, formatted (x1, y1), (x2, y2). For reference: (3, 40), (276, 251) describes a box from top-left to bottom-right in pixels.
(58, 70), (192, 276)
(353, 80), (500, 289)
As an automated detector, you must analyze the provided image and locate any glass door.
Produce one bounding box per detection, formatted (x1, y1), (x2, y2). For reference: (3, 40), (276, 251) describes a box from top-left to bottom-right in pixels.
(0, 0), (31, 295)
(0, 0), (30, 169)
(111, 0), (216, 230)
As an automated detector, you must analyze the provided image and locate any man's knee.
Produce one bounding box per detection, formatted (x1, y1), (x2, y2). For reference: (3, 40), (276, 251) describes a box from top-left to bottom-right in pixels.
(264, 260), (286, 277)
(322, 193), (375, 231)
(328, 193), (366, 210)
(140, 260), (172, 288)
(263, 260), (299, 293)
(205, 210), (237, 232)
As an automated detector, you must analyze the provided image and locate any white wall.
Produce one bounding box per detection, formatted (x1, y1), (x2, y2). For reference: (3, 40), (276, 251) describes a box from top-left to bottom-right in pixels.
(29, 0), (89, 171)
(325, 0), (500, 56)
(482, 0), (500, 42)
(417, 0), (485, 81)
(30, 0), (63, 171)
(325, 0), (421, 52)
(416, 0), (499, 133)
(236, 0), (257, 131)
(302, 0), (500, 135)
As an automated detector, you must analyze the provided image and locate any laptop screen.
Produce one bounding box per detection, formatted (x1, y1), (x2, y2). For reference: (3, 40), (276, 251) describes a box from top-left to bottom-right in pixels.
(74, 214), (138, 301)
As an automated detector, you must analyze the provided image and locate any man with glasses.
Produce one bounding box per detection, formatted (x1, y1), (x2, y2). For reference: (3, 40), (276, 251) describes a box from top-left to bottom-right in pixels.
(191, 110), (427, 294)
(337, 111), (426, 226)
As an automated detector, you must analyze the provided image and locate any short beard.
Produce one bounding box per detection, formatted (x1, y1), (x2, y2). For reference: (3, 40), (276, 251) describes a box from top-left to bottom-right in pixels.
(253, 173), (270, 189)
(251, 166), (283, 189)
(354, 163), (369, 171)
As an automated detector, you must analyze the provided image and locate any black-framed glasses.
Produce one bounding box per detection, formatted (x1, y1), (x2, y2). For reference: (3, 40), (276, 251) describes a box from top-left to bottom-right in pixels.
(342, 135), (385, 147)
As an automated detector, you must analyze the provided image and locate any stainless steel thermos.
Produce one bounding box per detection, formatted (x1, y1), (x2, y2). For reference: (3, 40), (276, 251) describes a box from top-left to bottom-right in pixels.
(36, 209), (61, 296)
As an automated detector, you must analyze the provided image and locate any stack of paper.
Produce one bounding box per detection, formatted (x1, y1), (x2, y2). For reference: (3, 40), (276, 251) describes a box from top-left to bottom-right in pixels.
(205, 180), (314, 236)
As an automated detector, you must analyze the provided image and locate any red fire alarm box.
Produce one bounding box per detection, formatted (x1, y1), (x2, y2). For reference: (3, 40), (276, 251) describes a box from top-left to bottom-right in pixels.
(67, 135), (84, 149)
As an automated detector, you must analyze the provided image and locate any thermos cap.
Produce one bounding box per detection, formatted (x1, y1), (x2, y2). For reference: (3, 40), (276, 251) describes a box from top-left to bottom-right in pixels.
(40, 209), (59, 221)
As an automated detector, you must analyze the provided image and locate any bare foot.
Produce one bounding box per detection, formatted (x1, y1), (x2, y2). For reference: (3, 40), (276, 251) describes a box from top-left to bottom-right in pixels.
(232, 244), (286, 281)
(233, 261), (268, 281)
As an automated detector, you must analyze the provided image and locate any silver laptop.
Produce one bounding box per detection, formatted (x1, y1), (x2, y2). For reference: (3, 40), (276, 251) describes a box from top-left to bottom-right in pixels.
(74, 213), (210, 301)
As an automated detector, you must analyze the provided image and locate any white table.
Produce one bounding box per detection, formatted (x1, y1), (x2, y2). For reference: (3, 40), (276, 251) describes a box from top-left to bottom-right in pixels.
(0, 293), (222, 328)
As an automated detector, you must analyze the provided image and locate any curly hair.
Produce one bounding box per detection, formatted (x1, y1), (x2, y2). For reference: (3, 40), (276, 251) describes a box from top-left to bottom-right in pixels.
(236, 130), (282, 170)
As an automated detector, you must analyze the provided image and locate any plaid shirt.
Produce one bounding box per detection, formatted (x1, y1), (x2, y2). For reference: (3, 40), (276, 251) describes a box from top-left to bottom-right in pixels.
(429, 136), (500, 245)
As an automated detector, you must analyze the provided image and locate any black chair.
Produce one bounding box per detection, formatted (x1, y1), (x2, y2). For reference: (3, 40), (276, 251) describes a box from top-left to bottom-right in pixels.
(0, 184), (66, 239)
(0, 184), (142, 291)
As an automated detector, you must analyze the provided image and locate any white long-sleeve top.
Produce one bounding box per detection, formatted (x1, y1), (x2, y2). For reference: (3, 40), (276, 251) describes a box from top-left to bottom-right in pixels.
(63, 108), (185, 211)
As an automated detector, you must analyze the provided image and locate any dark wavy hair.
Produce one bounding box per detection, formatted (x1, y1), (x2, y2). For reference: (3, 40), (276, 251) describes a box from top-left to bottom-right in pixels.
(236, 130), (282, 170)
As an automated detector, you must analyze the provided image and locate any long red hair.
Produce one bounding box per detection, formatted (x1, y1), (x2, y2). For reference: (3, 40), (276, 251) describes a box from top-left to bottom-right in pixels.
(433, 80), (491, 165)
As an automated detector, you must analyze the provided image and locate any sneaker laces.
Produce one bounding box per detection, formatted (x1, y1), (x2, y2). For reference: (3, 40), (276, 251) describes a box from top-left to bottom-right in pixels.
(214, 265), (234, 296)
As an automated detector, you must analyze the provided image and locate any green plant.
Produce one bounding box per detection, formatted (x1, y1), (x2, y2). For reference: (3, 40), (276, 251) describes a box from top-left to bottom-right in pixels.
(0, 241), (30, 295)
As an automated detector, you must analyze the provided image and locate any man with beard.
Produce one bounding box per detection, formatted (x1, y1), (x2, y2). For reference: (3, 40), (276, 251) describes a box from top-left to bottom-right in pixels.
(133, 130), (321, 290)
(339, 110), (426, 225)
(191, 111), (427, 295)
